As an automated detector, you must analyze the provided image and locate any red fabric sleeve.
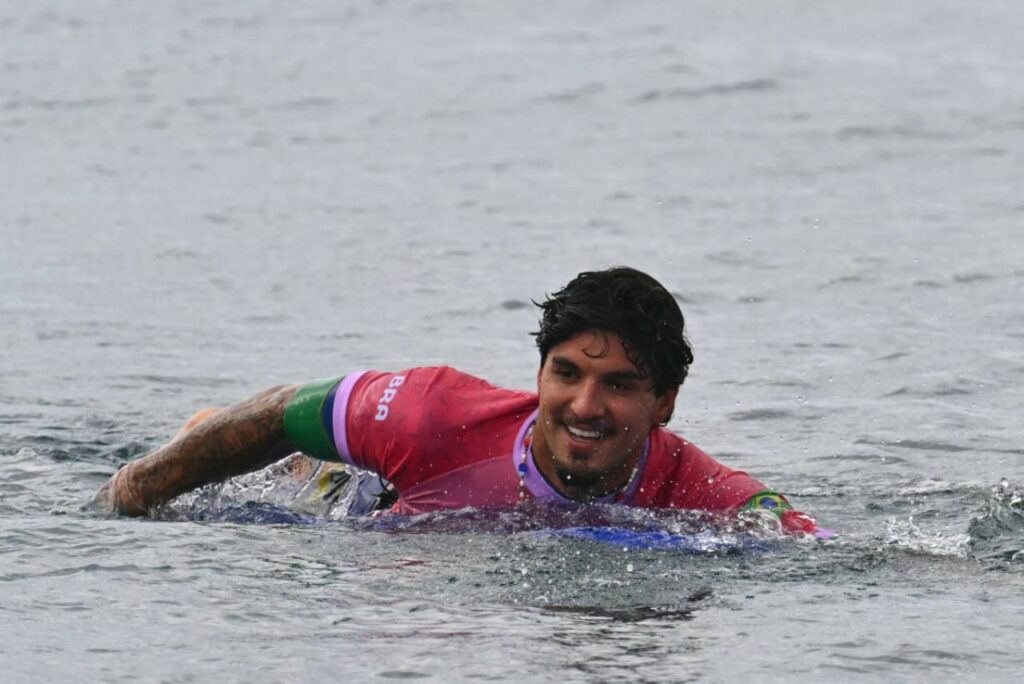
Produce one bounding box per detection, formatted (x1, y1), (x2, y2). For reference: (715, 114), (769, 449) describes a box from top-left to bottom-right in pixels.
(342, 366), (535, 493)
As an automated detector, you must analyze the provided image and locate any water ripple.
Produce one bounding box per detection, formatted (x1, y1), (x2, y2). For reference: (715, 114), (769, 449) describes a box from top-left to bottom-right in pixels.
(727, 408), (794, 422)
(968, 479), (1024, 563)
(855, 438), (970, 453)
(634, 78), (778, 102)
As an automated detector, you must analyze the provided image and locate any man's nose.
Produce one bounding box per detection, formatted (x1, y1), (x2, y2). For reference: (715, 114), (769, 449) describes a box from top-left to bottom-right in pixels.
(569, 380), (605, 419)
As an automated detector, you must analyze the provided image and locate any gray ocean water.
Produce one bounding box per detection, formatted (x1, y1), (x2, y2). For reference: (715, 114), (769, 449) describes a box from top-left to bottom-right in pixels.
(2, 1), (1024, 681)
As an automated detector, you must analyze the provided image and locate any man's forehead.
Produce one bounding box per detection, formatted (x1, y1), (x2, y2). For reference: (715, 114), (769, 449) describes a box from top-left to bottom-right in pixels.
(549, 331), (649, 378)
(567, 329), (621, 354)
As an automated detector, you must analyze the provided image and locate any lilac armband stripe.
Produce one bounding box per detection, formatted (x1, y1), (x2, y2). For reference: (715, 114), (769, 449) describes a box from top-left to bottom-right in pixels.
(331, 370), (368, 467)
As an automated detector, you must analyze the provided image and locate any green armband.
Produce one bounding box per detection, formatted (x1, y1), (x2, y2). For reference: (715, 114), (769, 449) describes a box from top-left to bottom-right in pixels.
(283, 376), (344, 462)
(742, 491), (793, 518)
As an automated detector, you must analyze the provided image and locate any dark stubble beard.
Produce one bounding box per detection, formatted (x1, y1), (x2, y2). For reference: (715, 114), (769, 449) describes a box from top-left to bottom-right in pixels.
(553, 461), (632, 501)
(554, 466), (604, 492)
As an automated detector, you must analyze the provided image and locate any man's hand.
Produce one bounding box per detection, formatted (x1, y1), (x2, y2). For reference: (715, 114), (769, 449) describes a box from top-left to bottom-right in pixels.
(93, 384), (299, 516)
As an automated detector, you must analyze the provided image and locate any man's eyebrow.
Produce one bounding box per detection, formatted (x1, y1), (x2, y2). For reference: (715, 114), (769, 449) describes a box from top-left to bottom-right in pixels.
(550, 355), (646, 382)
(603, 369), (646, 383)
(550, 356), (580, 370)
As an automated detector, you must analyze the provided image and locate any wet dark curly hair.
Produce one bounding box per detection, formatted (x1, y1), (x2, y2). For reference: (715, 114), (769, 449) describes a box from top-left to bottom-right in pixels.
(533, 267), (694, 400)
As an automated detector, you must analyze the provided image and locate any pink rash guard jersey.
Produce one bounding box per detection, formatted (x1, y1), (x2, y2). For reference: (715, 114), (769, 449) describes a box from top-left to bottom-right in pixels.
(327, 366), (769, 516)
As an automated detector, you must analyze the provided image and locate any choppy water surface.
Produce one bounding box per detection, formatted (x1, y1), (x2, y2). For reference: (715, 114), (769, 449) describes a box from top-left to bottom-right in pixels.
(3, 1), (1024, 681)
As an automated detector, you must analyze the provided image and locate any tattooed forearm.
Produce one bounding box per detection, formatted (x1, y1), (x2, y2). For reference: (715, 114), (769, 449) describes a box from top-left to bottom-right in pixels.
(95, 384), (299, 516)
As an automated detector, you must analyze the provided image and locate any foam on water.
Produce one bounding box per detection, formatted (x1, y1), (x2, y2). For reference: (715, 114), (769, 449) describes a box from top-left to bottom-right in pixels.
(883, 516), (971, 560)
(967, 479), (1024, 562)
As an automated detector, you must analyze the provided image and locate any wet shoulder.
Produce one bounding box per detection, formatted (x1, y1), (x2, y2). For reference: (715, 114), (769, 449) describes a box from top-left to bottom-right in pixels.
(635, 428), (766, 512)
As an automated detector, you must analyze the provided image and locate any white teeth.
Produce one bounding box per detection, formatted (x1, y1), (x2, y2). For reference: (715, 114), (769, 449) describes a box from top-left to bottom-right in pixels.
(567, 425), (603, 440)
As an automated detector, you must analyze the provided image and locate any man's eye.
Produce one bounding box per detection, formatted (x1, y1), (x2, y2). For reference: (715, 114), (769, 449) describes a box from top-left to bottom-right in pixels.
(554, 368), (576, 379)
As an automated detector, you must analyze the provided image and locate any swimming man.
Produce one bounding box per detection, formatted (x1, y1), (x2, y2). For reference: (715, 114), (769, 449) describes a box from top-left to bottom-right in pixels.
(94, 267), (824, 535)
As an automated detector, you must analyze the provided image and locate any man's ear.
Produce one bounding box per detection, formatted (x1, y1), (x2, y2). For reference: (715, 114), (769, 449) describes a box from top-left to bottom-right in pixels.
(654, 388), (678, 425)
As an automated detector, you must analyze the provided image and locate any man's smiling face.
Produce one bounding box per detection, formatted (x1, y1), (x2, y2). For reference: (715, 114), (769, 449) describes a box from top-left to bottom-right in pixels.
(531, 329), (677, 500)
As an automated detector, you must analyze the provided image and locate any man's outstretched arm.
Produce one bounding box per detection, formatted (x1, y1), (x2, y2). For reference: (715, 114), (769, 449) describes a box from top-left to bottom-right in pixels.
(94, 384), (300, 516)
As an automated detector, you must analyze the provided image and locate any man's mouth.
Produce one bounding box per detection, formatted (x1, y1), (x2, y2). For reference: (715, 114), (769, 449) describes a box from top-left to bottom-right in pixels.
(566, 424), (606, 441)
